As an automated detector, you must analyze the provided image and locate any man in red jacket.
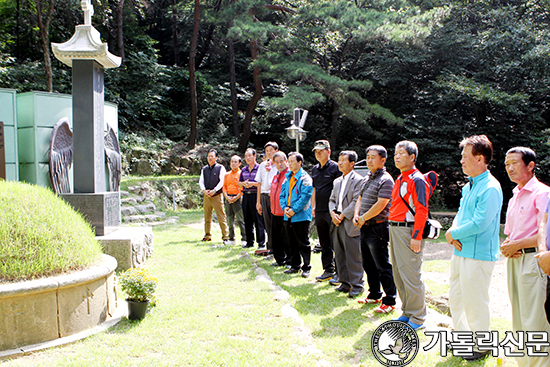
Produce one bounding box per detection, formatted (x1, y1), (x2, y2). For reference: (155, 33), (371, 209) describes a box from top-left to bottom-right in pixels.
(388, 140), (429, 330)
(269, 151), (291, 266)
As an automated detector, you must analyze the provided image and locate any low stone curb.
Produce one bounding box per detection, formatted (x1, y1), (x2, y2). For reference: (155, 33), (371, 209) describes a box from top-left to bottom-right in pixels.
(0, 305), (127, 360)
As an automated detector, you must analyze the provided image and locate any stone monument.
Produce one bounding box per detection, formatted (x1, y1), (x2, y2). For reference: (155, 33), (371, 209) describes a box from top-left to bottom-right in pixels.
(52, 0), (121, 236)
(51, 2), (153, 270)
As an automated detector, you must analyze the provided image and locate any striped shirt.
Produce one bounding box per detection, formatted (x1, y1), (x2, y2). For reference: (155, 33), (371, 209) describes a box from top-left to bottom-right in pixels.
(359, 168), (394, 221)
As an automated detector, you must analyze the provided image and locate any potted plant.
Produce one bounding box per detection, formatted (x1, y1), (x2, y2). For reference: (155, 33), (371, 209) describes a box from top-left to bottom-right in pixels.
(119, 267), (158, 320)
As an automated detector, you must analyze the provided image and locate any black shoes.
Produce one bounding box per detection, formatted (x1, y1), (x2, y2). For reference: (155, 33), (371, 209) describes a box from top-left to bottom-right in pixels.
(284, 267), (300, 274)
(462, 351), (490, 361)
(335, 285), (350, 293)
(301, 271), (310, 278)
(315, 271), (335, 282)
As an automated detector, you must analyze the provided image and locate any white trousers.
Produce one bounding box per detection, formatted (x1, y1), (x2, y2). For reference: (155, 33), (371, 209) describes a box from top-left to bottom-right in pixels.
(449, 255), (495, 351)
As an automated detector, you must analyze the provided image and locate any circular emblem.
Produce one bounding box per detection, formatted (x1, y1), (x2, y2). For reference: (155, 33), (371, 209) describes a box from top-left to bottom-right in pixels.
(371, 321), (419, 366)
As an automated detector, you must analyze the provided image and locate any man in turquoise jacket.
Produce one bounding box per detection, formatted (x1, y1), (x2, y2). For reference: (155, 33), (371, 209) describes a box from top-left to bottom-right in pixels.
(279, 152), (314, 278)
(445, 135), (503, 361)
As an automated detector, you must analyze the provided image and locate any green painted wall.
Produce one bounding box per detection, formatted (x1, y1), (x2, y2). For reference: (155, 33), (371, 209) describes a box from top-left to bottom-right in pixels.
(0, 88), (19, 181)
(15, 91), (118, 191)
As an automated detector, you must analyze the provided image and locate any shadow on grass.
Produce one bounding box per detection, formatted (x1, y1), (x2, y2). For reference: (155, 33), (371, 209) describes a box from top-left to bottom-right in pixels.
(105, 316), (143, 334)
(213, 248), (260, 279)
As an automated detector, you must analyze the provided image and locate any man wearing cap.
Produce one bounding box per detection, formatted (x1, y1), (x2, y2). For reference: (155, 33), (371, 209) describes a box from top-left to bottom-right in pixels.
(312, 139), (342, 283)
(199, 149), (230, 244)
(502, 147), (550, 367)
(255, 142), (279, 255)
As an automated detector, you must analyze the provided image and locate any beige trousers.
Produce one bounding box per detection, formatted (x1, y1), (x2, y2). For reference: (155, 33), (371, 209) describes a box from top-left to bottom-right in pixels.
(508, 252), (550, 367)
(203, 194), (229, 240)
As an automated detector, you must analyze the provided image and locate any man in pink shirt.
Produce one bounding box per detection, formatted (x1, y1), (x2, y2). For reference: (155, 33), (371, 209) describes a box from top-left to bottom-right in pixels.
(502, 146), (550, 367)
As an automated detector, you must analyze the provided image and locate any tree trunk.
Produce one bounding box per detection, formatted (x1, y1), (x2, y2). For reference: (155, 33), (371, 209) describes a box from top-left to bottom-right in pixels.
(238, 39), (263, 152)
(188, 0), (200, 149)
(15, 0), (21, 62)
(469, 0), (477, 36)
(195, 24), (215, 68)
(330, 100), (339, 151)
(36, 0), (55, 92)
(171, 0), (180, 65)
(228, 39), (239, 137)
(116, 0), (125, 63)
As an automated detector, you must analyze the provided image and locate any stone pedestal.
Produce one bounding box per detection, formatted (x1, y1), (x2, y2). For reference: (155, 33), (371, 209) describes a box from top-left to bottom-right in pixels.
(61, 192), (120, 236)
(96, 227), (153, 271)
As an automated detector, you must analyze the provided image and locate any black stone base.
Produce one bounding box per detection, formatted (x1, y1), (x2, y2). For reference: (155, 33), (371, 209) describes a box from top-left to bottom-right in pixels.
(61, 192), (121, 236)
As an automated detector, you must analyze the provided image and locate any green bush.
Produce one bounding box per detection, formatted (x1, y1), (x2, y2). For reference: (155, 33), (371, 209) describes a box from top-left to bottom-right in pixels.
(0, 182), (102, 282)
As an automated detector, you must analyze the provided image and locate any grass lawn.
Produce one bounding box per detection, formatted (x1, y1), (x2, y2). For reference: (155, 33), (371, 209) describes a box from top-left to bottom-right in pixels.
(1, 218), (517, 367)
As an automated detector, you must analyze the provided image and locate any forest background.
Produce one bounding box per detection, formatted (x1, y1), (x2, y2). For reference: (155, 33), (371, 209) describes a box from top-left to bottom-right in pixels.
(1, 0), (550, 210)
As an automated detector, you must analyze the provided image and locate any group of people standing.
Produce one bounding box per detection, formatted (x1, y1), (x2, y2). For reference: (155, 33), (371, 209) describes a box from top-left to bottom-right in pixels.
(199, 135), (550, 365)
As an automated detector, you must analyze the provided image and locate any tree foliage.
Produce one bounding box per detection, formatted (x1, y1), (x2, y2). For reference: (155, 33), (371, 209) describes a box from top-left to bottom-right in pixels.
(2, 0), (550, 207)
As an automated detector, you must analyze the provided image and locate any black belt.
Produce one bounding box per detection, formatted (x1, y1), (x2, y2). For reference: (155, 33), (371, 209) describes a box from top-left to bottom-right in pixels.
(522, 247), (537, 254)
(364, 220), (386, 227)
(261, 193), (270, 196)
(389, 221), (414, 228)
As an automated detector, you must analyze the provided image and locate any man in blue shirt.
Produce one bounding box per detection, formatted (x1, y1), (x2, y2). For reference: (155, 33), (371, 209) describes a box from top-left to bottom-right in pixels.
(279, 152), (314, 278)
(445, 135), (503, 361)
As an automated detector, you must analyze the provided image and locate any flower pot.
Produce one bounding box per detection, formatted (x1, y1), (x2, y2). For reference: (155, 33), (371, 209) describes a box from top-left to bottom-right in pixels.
(126, 299), (150, 320)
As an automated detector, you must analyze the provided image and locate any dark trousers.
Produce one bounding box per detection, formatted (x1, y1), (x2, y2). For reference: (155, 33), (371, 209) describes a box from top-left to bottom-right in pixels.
(546, 277), (550, 323)
(361, 222), (397, 306)
(272, 215), (290, 265)
(315, 211), (335, 273)
(261, 194), (273, 250)
(285, 220), (311, 271)
(242, 193), (265, 247)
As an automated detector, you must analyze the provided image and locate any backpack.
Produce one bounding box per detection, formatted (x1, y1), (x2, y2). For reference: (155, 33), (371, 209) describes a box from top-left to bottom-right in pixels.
(424, 171), (438, 199)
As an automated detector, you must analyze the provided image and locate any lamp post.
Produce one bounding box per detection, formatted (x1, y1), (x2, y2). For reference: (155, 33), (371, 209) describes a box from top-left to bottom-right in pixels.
(286, 108), (308, 153)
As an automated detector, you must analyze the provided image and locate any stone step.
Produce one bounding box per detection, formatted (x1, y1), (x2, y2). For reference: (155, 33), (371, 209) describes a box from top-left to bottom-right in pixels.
(123, 211), (166, 223)
(120, 190), (129, 198)
(121, 197), (137, 205)
(121, 206), (138, 216)
(135, 203), (156, 214)
(138, 216), (179, 227)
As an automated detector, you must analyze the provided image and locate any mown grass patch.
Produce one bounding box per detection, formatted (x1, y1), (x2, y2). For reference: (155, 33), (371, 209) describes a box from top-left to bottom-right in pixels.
(0, 182), (102, 282)
(2, 219), (519, 367)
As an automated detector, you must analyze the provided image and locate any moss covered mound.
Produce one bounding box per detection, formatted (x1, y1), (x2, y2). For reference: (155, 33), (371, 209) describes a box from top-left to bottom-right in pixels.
(0, 182), (102, 282)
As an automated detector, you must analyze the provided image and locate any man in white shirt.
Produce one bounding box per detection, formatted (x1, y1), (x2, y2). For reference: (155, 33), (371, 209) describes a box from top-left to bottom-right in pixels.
(255, 142), (279, 254)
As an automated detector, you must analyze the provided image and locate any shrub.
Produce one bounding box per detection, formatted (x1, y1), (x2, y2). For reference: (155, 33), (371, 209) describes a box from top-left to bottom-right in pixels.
(119, 267), (158, 303)
(0, 182), (102, 282)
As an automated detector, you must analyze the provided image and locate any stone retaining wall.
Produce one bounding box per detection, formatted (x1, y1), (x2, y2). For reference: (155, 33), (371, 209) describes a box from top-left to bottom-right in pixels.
(0, 254), (117, 352)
